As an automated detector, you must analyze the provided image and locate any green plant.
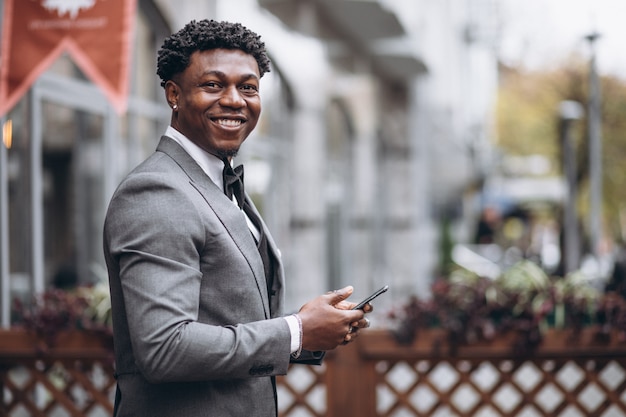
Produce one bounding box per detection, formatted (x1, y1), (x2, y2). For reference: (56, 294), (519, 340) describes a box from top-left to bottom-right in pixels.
(12, 284), (112, 346)
(388, 260), (618, 354)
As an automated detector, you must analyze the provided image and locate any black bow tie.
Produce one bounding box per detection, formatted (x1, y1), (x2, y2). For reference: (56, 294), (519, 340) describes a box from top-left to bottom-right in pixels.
(222, 159), (245, 209)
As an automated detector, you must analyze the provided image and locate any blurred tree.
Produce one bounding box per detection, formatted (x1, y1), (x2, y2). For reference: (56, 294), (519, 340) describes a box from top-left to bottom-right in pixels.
(597, 75), (626, 241)
(495, 58), (626, 243)
(496, 65), (563, 166)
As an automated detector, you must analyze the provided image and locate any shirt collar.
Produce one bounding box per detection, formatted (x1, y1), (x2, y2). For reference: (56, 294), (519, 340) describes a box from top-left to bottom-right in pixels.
(165, 126), (226, 192)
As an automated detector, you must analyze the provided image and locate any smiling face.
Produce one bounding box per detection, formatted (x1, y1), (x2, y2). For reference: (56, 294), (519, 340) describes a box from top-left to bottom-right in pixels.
(165, 48), (261, 159)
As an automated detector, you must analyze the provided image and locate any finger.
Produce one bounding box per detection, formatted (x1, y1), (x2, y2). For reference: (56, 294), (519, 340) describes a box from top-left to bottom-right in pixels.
(334, 300), (355, 310)
(349, 329), (360, 340)
(344, 326), (361, 343)
(356, 317), (370, 328)
(327, 286), (354, 305)
(344, 328), (354, 342)
(351, 316), (371, 329)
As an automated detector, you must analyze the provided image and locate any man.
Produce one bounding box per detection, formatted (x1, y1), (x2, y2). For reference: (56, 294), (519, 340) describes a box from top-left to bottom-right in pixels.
(103, 19), (370, 417)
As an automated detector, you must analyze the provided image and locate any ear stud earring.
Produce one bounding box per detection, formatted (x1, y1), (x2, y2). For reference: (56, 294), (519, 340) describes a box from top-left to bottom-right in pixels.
(172, 104), (178, 110)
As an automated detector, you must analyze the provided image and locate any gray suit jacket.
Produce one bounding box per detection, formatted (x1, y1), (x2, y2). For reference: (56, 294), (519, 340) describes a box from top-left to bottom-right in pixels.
(104, 137), (291, 416)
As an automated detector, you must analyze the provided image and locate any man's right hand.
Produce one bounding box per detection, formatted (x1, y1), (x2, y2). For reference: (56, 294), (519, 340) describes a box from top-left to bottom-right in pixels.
(296, 286), (365, 351)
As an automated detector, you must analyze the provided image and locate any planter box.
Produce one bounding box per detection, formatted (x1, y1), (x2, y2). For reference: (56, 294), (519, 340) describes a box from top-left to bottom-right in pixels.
(358, 327), (626, 360)
(0, 328), (113, 361)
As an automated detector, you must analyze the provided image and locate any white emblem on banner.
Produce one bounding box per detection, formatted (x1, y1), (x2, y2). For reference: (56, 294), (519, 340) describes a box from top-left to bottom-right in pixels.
(42, 0), (97, 19)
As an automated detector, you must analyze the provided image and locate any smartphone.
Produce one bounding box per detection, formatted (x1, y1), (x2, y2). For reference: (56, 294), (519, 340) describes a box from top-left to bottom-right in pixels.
(352, 285), (389, 310)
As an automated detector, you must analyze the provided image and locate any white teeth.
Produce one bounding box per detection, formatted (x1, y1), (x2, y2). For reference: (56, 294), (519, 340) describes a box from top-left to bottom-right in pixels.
(216, 119), (242, 127)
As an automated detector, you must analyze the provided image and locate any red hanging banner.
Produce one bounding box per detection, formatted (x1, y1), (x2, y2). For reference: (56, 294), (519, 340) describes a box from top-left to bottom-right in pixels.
(0, 0), (137, 115)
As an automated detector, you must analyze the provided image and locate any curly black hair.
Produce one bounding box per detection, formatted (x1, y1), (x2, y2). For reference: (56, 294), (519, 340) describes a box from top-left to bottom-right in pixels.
(157, 19), (271, 87)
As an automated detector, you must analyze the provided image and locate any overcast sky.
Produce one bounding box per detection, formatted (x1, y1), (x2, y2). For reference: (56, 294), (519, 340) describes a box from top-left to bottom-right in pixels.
(499, 0), (626, 79)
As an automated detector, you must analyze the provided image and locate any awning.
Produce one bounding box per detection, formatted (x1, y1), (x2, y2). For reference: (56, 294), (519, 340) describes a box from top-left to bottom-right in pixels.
(259, 0), (404, 40)
(259, 0), (427, 80)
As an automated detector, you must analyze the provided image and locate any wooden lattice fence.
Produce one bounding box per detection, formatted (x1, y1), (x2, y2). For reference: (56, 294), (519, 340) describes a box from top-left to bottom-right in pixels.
(278, 328), (626, 417)
(0, 330), (115, 417)
(2, 328), (626, 416)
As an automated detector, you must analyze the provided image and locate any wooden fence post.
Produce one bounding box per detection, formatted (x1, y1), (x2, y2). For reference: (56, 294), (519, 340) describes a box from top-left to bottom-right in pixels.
(325, 334), (378, 417)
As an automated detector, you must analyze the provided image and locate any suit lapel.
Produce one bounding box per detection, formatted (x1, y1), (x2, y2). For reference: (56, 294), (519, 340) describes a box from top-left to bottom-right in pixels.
(155, 136), (272, 318)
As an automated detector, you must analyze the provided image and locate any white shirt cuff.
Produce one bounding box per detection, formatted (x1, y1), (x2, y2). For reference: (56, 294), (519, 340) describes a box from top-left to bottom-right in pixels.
(284, 315), (301, 353)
